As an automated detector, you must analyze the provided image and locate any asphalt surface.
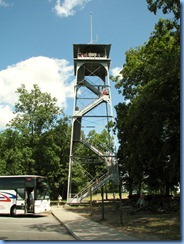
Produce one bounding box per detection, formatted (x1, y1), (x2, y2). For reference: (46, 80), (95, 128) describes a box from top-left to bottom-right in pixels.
(0, 212), (75, 240)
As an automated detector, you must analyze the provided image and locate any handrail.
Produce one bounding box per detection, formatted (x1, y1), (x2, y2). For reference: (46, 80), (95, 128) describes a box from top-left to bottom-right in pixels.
(69, 172), (112, 203)
(74, 95), (110, 117)
(80, 139), (112, 167)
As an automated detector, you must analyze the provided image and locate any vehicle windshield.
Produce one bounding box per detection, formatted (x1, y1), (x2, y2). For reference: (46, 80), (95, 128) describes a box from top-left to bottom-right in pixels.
(35, 178), (50, 200)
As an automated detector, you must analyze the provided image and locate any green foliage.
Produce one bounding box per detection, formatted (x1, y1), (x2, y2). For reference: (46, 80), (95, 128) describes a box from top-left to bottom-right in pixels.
(0, 129), (31, 175)
(87, 129), (114, 153)
(0, 84), (71, 199)
(113, 4), (180, 195)
(146, 0), (180, 22)
(0, 84), (113, 199)
(8, 84), (60, 136)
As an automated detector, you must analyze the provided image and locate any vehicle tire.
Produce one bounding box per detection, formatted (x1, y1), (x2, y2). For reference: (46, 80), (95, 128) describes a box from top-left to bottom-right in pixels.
(10, 205), (16, 217)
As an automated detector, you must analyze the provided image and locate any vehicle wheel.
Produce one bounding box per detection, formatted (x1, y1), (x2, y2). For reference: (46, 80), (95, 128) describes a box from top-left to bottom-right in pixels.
(10, 205), (16, 217)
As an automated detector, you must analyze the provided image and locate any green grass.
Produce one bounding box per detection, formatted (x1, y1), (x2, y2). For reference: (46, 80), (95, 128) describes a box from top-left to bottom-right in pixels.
(51, 192), (128, 205)
(82, 192), (129, 201)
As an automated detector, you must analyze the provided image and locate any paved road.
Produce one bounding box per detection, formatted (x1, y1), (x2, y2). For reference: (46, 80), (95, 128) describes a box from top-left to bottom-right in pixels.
(0, 212), (75, 240)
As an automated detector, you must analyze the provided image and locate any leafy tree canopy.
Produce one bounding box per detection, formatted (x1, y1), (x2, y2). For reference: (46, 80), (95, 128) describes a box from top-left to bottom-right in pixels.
(8, 84), (61, 136)
(146, 0), (180, 22)
(113, 1), (180, 195)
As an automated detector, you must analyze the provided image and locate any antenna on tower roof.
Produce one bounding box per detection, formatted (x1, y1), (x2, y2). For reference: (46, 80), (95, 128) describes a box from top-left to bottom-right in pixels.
(89, 12), (98, 44)
(90, 12), (93, 44)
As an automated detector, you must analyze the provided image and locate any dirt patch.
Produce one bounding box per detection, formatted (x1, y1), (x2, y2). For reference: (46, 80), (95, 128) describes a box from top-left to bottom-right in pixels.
(64, 200), (180, 241)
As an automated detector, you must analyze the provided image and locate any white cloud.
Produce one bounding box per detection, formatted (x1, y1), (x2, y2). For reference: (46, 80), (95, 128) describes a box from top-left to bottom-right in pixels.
(0, 104), (16, 129)
(0, 0), (9, 7)
(54, 0), (91, 18)
(0, 56), (74, 130)
(110, 67), (122, 78)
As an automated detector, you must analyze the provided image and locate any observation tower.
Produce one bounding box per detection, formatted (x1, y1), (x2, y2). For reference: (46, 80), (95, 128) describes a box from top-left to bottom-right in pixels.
(67, 43), (119, 203)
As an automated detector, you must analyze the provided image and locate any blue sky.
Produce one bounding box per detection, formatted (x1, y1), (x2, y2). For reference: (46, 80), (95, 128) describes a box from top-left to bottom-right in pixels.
(0, 0), (175, 130)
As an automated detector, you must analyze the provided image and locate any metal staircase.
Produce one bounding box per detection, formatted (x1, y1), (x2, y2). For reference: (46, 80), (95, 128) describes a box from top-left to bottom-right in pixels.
(68, 172), (112, 204)
(68, 158), (119, 204)
(80, 139), (112, 167)
(80, 78), (101, 96)
(74, 94), (110, 117)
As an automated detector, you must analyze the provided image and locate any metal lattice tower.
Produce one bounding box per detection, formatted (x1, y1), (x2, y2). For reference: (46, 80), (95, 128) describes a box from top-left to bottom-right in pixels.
(67, 44), (119, 204)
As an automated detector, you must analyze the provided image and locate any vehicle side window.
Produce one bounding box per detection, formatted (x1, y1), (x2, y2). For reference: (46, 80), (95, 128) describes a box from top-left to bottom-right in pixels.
(16, 188), (25, 200)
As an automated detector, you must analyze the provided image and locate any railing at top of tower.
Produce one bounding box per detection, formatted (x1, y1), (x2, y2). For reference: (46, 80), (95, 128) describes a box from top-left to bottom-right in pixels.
(77, 52), (107, 59)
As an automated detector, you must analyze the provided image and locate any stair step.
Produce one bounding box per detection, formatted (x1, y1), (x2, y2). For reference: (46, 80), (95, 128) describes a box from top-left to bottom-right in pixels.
(74, 95), (110, 117)
(68, 172), (113, 204)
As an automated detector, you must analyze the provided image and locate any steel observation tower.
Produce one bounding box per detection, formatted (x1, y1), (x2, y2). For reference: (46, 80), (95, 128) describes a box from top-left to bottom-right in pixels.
(67, 31), (119, 204)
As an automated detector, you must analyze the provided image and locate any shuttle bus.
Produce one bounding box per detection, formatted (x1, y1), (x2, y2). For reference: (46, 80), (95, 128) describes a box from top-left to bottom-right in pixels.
(0, 175), (50, 216)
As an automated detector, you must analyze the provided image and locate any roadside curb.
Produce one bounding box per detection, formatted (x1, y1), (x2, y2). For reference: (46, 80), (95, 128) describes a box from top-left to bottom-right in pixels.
(51, 210), (81, 240)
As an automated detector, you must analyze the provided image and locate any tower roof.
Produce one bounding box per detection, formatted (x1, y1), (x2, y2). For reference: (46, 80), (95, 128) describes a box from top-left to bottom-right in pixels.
(73, 44), (111, 59)
(73, 44), (111, 75)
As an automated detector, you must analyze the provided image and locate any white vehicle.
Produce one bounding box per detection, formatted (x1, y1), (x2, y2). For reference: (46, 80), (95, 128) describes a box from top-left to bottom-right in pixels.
(0, 175), (50, 216)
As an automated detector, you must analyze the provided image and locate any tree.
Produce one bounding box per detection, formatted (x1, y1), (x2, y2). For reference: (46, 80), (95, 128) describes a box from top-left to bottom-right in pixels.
(0, 130), (25, 175)
(113, 4), (180, 195)
(9, 84), (60, 137)
(1, 84), (71, 199)
(146, 0), (180, 23)
(35, 117), (71, 199)
(6, 84), (61, 173)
